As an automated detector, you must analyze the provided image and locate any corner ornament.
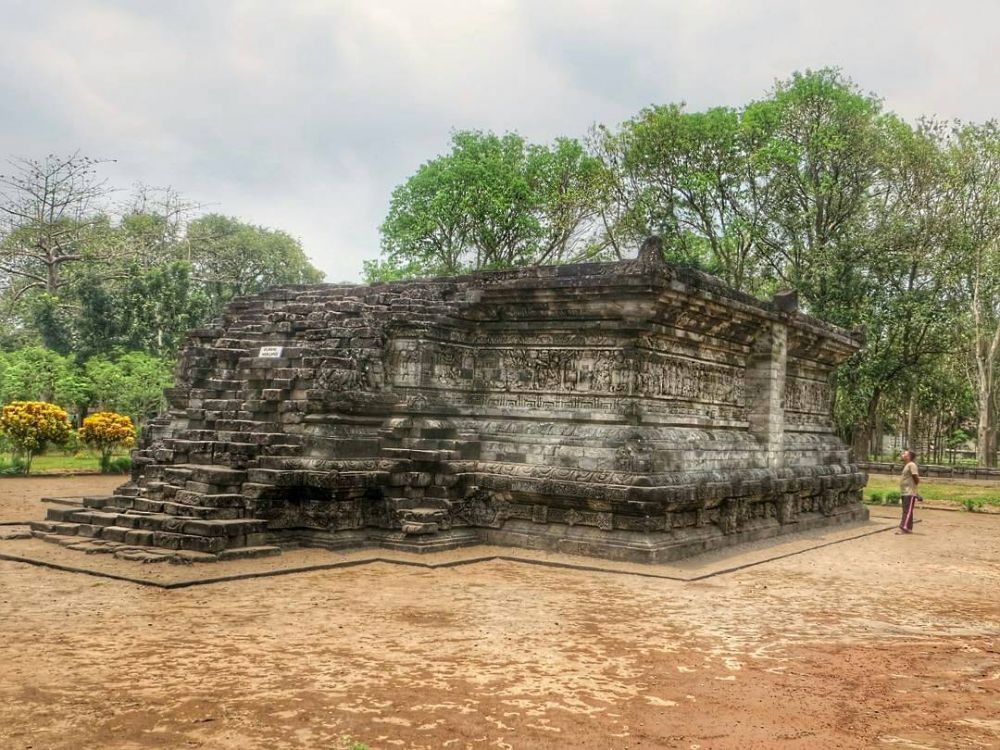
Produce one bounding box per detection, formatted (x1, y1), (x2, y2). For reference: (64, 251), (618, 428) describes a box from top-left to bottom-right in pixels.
(636, 235), (670, 274)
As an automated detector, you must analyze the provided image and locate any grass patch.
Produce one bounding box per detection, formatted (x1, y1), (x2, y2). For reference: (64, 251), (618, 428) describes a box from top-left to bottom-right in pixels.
(3, 450), (132, 475)
(864, 474), (1000, 509)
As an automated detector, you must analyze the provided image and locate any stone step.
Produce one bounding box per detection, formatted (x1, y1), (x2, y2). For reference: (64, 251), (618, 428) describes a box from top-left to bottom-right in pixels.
(46, 507), (88, 522)
(172, 490), (247, 508)
(39, 495), (84, 506)
(383, 437), (461, 450)
(381, 447), (459, 462)
(113, 513), (267, 537)
(30, 531), (283, 563)
(171, 464), (247, 485)
(163, 466), (194, 483)
(64, 510), (123, 527)
(30, 520), (80, 535)
(46, 506), (267, 538)
(156, 501), (241, 519)
(82, 495), (134, 511)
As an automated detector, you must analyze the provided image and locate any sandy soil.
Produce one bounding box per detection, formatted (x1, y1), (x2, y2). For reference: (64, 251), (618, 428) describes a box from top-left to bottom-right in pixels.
(0, 474), (123, 523)
(1, 476), (998, 749)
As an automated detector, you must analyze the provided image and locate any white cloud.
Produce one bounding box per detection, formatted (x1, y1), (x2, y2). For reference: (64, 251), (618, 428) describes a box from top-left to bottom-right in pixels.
(0, 0), (996, 281)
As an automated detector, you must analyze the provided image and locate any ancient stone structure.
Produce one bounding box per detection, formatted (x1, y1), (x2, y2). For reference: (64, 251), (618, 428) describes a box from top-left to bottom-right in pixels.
(33, 238), (868, 564)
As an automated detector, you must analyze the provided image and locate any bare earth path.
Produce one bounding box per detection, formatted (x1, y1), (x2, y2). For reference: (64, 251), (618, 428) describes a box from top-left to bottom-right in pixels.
(1, 476), (998, 749)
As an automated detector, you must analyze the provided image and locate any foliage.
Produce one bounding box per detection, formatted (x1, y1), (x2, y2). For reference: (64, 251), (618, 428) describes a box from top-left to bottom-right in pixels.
(370, 131), (604, 281)
(1, 166), (325, 360)
(0, 346), (88, 407)
(0, 153), (111, 301)
(78, 411), (136, 472)
(105, 455), (132, 474)
(83, 351), (174, 424)
(1, 69), (997, 466)
(0, 400), (72, 473)
(186, 214), (324, 316)
(372, 68), (999, 465)
(0, 455), (27, 475)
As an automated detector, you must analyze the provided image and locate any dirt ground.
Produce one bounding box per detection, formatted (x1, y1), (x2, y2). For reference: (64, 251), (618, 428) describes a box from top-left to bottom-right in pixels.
(1, 477), (998, 750)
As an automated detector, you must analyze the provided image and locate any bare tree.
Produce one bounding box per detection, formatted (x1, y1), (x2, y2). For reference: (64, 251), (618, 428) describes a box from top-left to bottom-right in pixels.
(0, 152), (112, 301)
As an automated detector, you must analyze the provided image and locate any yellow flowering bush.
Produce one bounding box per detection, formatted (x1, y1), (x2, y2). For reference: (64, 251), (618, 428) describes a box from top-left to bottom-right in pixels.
(0, 401), (72, 474)
(78, 411), (136, 473)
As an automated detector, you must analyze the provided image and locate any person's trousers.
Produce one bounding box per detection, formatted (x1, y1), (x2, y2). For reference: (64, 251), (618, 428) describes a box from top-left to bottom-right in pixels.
(900, 494), (917, 532)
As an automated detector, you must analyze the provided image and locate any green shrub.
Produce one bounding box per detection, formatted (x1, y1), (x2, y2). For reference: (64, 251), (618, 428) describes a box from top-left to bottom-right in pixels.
(0, 401), (72, 474)
(59, 430), (83, 456)
(0, 456), (28, 476)
(884, 491), (901, 505)
(106, 456), (133, 474)
(962, 498), (983, 513)
(78, 412), (136, 473)
(867, 491), (883, 504)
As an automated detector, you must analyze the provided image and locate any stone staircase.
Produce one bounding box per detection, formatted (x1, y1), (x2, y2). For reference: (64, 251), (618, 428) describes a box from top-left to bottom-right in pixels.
(30, 462), (281, 564)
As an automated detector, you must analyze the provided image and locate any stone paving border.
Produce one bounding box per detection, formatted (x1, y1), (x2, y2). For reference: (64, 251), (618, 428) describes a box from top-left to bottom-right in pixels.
(0, 521), (898, 589)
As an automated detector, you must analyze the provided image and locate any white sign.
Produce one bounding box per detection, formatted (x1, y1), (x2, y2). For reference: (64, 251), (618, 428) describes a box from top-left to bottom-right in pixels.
(258, 346), (284, 358)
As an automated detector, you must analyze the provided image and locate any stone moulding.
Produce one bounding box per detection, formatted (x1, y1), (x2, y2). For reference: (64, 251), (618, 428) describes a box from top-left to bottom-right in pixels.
(32, 238), (868, 564)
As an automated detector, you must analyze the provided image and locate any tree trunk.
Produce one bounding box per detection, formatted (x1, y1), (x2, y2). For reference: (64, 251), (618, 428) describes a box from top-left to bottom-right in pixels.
(976, 384), (996, 467)
(905, 392), (917, 451)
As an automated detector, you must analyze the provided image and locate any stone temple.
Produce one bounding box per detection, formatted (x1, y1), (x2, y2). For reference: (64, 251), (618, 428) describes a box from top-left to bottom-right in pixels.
(34, 238), (868, 564)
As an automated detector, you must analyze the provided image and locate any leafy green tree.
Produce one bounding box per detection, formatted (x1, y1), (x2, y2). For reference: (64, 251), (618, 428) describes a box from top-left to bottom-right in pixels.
(0, 346), (88, 411)
(74, 261), (210, 359)
(945, 121), (1000, 465)
(590, 104), (777, 291)
(186, 214), (323, 314)
(371, 131), (603, 281)
(833, 118), (960, 456)
(743, 68), (887, 323)
(83, 351), (174, 425)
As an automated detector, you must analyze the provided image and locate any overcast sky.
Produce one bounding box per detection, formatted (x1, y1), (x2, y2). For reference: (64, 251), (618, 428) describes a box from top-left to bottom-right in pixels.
(1, 0), (997, 281)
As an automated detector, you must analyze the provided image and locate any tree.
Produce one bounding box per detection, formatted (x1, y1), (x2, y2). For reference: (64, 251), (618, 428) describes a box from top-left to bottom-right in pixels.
(590, 103), (777, 291)
(833, 118), (960, 457)
(73, 261), (210, 359)
(83, 351), (174, 425)
(0, 346), (89, 411)
(370, 131), (603, 281)
(744, 68), (886, 323)
(186, 214), (323, 314)
(946, 122), (1000, 466)
(0, 153), (112, 302)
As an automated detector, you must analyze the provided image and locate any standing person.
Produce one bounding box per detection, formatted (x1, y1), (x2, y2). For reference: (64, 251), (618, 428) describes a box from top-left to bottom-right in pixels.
(897, 449), (920, 534)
